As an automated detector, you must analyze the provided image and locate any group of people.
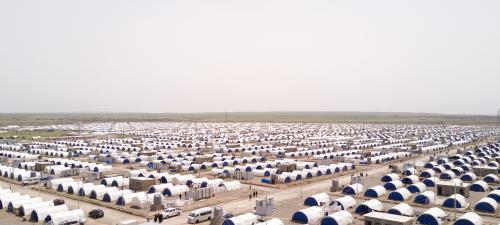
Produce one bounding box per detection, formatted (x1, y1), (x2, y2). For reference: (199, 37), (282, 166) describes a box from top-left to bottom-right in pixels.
(248, 190), (259, 200)
(153, 212), (164, 223)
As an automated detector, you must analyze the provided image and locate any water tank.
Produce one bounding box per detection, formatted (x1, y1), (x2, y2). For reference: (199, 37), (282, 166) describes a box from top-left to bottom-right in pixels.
(210, 206), (224, 225)
(153, 193), (162, 205)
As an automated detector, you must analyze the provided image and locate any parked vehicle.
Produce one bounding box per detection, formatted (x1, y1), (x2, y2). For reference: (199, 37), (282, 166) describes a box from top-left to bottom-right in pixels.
(187, 207), (213, 224)
(161, 208), (181, 219)
(89, 209), (104, 219)
(21, 177), (39, 186)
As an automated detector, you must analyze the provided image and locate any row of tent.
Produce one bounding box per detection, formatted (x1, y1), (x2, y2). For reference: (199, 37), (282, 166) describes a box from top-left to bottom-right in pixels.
(0, 165), (40, 182)
(0, 186), (84, 224)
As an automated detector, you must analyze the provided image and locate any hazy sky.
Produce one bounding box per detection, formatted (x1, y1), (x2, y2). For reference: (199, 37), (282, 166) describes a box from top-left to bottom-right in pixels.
(1, 1), (499, 115)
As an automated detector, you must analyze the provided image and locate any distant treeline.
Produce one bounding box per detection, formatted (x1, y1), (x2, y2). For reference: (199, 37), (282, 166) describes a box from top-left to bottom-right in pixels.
(0, 112), (498, 126)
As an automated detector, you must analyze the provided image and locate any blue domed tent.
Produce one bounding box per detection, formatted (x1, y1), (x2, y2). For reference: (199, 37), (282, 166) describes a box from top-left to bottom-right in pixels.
(416, 208), (446, 225)
(474, 197), (498, 213)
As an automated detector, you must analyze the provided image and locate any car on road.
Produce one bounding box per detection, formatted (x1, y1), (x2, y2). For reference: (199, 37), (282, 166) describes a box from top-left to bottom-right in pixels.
(160, 208), (182, 219)
(21, 177), (39, 186)
(88, 209), (104, 219)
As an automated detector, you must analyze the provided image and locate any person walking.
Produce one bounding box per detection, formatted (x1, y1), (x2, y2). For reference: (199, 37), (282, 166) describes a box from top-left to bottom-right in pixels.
(249, 194), (252, 201)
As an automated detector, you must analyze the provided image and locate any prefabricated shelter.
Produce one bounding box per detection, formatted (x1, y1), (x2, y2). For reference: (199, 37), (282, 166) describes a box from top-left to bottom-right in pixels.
(387, 188), (411, 201)
(387, 203), (414, 217)
(453, 212), (483, 225)
(442, 194), (467, 209)
(381, 173), (400, 182)
(103, 189), (133, 202)
(401, 175), (419, 184)
(403, 167), (417, 176)
(416, 207), (446, 225)
(320, 210), (353, 225)
(304, 192), (331, 206)
(219, 181), (242, 192)
(90, 186), (118, 199)
(330, 196), (356, 210)
(439, 171), (456, 180)
(79, 184), (105, 196)
(148, 183), (174, 194)
(0, 194), (30, 209)
(163, 185), (189, 197)
(420, 169), (436, 178)
(469, 180), (489, 192)
(483, 174), (499, 183)
(474, 197), (498, 213)
(436, 180), (469, 197)
(117, 192), (146, 205)
(221, 213), (258, 225)
(354, 199), (383, 215)
(30, 205), (69, 222)
(44, 208), (85, 225)
(19, 200), (55, 218)
(460, 172), (477, 182)
(255, 218), (284, 225)
(364, 186), (387, 198)
(364, 212), (413, 225)
(48, 178), (74, 190)
(7, 197), (42, 213)
(131, 193), (156, 209)
(486, 190), (500, 202)
(384, 180), (403, 190)
(423, 177), (440, 187)
(414, 191), (436, 205)
(291, 206), (324, 224)
(408, 182), (427, 193)
(342, 183), (363, 195)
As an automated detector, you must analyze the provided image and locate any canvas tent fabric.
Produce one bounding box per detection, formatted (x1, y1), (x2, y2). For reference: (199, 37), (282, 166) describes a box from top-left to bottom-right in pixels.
(304, 192), (331, 206)
(320, 210), (353, 225)
(388, 188), (411, 201)
(291, 206), (324, 224)
(381, 173), (400, 182)
(408, 182), (427, 193)
(469, 180), (489, 192)
(330, 196), (356, 210)
(474, 197), (498, 213)
(30, 205), (69, 222)
(364, 186), (387, 198)
(416, 207), (446, 225)
(383, 180), (403, 190)
(442, 194), (467, 209)
(222, 213), (258, 225)
(342, 183), (363, 195)
(486, 190), (500, 202)
(453, 212), (483, 225)
(354, 199), (383, 215)
(401, 175), (419, 184)
(387, 203), (414, 217)
(414, 191), (436, 205)
(45, 208), (85, 225)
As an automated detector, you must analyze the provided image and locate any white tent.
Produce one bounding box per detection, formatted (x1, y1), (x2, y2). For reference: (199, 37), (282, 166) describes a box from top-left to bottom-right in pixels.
(45, 208), (85, 225)
(220, 181), (241, 192)
(116, 192), (145, 205)
(355, 199), (383, 214)
(91, 186), (118, 199)
(1, 194), (30, 210)
(20, 200), (55, 218)
(342, 183), (363, 195)
(163, 185), (189, 197)
(364, 185), (387, 198)
(415, 191), (436, 205)
(7, 197), (42, 212)
(222, 213), (258, 225)
(304, 192), (331, 206)
(291, 206), (324, 224)
(58, 181), (83, 192)
(79, 184), (104, 196)
(388, 203), (414, 217)
(30, 204), (69, 222)
(332, 196), (356, 210)
(454, 212), (483, 225)
(48, 178), (74, 190)
(148, 183), (174, 194)
(408, 182), (427, 193)
(102, 189), (133, 202)
(172, 174), (195, 185)
(320, 210), (353, 225)
(254, 218), (284, 225)
(417, 208), (446, 225)
(443, 194), (467, 208)
(131, 193), (156, 209)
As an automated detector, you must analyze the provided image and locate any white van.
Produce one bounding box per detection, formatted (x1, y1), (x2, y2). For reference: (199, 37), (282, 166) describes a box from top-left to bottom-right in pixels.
(187, 207), (213, 224)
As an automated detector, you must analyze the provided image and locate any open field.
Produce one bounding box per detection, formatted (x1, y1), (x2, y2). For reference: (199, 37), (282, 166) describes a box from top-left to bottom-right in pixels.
(1, 112), (499, 126)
